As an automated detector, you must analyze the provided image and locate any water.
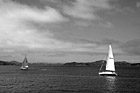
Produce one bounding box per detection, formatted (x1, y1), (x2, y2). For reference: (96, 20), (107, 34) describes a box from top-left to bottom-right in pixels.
(0, 66), (140, 93)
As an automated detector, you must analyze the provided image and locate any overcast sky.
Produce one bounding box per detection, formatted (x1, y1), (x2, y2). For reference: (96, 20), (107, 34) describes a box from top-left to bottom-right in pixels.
(0, 0), (140, 63)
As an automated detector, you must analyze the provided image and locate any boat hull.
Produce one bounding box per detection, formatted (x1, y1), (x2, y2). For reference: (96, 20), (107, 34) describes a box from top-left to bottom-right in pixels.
(20, 67), (28, 70)
(99, 71), (117, 76)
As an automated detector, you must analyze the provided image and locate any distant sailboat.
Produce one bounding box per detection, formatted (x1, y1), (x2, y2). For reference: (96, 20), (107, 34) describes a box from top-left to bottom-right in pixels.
(20, 55), (29, 70)
(99, 45), (117, 76)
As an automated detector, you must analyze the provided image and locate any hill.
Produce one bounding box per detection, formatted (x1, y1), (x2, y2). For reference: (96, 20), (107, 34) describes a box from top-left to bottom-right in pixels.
(63, 60), (138, 67)
(0, 60), (139, 67)
(0, 60), (21, 66)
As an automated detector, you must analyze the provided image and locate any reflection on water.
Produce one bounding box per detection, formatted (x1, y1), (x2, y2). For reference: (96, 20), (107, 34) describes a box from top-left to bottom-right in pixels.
(105, 76), (117, 92)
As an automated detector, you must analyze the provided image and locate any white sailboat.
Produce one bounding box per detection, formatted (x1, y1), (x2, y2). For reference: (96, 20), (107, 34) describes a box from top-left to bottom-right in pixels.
(99, 45), (117, 76)
(20, 55), (29, 70)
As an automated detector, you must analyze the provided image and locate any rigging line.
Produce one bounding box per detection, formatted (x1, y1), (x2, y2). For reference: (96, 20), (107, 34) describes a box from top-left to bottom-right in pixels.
(99, 46), (108, 72)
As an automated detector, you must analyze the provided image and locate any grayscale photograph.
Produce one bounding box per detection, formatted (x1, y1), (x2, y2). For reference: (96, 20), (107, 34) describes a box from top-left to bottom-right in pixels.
(0, 0), (140, 93)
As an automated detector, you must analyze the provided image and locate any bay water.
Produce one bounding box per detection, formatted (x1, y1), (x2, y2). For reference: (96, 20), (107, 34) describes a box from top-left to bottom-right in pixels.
(0, 66), (140, 93)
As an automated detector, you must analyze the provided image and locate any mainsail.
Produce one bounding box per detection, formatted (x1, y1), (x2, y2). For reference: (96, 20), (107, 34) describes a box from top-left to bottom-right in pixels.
(98, 45), (117, 76)
(20, 55), (28, 70)
(106, 45), (115, 71)
(22, 57), (28, 68)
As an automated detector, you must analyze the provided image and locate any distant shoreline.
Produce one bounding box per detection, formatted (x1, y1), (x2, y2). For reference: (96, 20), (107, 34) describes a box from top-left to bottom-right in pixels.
(0, 60), (140, 67)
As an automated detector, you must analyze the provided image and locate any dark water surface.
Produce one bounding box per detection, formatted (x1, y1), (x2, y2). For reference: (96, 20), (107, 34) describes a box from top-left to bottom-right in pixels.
(0, 66), (140, 93)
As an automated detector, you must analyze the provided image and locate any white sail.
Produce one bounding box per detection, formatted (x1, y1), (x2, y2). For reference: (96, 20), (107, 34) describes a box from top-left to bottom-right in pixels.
(98, 45), (117, 76)
(106, 45), (115, 71)
(22, 57), (28, 68)
(20, 56), (28, 70)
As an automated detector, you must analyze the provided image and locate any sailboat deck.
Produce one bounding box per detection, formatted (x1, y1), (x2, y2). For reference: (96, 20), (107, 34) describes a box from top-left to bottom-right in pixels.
(99, 71), (117, 76)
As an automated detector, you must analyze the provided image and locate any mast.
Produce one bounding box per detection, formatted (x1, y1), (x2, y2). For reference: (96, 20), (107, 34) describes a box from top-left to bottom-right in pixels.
(99, 46), (108, 72)
(22, 54), (28, 68)
(105, 45), (115, 71)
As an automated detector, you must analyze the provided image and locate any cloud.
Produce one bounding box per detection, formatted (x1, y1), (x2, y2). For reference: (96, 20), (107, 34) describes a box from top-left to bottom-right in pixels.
(0, 1), (67, 22)
(136, 1), (140, 8)
(100, 38), (122, 45)
(63, 0), (112, 20)
(0, 0), (118, 55)
(113, 7), (136, 15)
(0, 0), (71, 50)
(0, 0), (97, 53)
(120, 39), (140, 55)
(16, 0), (114, 27)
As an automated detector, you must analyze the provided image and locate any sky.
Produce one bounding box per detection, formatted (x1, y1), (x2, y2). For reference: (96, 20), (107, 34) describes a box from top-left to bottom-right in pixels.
(0, 0), (140, 63)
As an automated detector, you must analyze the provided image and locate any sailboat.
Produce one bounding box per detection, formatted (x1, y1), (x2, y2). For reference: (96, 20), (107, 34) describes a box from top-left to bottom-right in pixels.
(98, 45), (117, 76)
(20, 55), (29, 70)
